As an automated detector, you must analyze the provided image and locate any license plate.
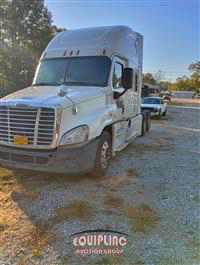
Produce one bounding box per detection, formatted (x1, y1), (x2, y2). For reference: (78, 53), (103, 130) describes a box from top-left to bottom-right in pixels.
(14, 136), (28, 145)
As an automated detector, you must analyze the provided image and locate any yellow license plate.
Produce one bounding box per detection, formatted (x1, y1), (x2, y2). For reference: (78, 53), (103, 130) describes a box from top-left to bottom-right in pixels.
(14, 136), (28, 145)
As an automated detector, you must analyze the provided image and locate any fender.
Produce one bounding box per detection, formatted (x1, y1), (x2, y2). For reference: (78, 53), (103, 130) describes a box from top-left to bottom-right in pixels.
(59, 104), (114, 143)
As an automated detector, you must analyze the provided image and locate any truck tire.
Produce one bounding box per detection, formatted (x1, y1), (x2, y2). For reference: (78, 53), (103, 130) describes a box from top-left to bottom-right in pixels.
(158, 110), (161, 119)
(141, 113), (146, 136)
(144, 110), (151, 131)
(163, 109), (167, 116)
(93, 131), (111, 177)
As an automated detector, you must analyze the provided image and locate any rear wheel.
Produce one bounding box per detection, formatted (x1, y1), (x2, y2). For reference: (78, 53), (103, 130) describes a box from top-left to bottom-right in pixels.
(141, 113), (146, 136)
(144, 110), (151, 131)
(92, 131), (111, 177)
(158, 110), (161, 119)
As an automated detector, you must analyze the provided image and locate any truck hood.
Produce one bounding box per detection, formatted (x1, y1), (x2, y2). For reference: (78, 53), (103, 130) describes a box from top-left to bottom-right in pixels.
(1, 85), (105, 108)
(141, 104), (161, 108)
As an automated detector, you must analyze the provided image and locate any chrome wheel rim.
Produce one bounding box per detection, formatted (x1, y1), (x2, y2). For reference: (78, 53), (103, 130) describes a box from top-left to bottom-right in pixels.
(101, 141), (111, 169)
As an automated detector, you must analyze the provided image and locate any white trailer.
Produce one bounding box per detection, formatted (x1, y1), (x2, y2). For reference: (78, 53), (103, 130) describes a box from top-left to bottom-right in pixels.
(0, 26), (150, 176)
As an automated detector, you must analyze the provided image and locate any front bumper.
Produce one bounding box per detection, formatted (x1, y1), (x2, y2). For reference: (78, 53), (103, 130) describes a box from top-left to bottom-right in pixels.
(0, 138), (99, 174)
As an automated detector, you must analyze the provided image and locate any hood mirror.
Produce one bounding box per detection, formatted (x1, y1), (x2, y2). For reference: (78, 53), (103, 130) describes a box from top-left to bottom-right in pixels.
(58, 85), (68, 97)
(58, 85), (78, 115)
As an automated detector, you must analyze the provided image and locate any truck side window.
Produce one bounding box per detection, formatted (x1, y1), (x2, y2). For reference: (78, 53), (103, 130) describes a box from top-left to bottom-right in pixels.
(135, 73), (138, 92)
(113, 62), (123, 89)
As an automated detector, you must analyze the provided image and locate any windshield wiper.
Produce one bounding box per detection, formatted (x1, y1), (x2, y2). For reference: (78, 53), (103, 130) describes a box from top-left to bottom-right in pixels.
(63, 81), (98, 86)
(33, 83), (56, 86)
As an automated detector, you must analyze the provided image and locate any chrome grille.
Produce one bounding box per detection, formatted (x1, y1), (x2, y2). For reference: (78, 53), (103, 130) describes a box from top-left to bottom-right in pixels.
(0, 106), (55, 146)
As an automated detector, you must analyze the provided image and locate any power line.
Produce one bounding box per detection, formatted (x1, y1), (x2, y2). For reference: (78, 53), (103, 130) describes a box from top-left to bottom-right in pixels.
(45, 0), (199, 2)
(144, 71), (189, 73)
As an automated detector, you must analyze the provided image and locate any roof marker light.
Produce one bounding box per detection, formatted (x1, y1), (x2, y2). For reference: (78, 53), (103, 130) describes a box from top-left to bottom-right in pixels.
(76, 50), (80, 56)
(70, 50), (73, 56)
(63, 50), (67, 56)
(103, 49), (106, 55)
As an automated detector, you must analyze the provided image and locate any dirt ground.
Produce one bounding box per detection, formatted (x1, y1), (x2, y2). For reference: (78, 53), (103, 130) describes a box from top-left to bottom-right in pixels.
(0, 100), (200, 265)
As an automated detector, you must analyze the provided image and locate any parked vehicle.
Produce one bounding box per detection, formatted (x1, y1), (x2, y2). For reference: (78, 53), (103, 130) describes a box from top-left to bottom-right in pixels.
(163, 94), (171, 101)
(195, 93), (200, 99)
(141, 97), (167, 118)
(0, 25), (150, 176)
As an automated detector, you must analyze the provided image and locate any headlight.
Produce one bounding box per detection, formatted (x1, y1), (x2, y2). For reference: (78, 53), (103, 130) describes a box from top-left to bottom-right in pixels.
(59, 125), (89, 146)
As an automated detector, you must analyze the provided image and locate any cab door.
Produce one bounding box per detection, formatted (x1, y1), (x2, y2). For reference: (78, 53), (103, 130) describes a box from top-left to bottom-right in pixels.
(125, 68), (142, 141)
(111, 57), (129, 150)
(112, 57), (130, 119)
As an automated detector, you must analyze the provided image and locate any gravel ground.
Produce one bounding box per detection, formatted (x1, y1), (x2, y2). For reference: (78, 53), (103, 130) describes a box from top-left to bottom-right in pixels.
(0, 103), (200, 265)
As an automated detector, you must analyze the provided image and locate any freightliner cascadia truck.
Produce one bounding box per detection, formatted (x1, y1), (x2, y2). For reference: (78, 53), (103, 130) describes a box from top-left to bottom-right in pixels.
(0, 26), (150, 176)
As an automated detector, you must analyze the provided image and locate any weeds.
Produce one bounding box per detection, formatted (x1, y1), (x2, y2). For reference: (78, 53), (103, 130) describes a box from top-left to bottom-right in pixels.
(32, 249), (43, 258)
(125, 168), (141, 177)
(105, 195), (123, 208)
(125, 203), (160, 233)
(52, 201), (94, 223)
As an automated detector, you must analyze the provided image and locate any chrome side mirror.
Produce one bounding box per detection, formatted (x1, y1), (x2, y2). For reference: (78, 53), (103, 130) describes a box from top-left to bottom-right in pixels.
(58, 85), (68, 97)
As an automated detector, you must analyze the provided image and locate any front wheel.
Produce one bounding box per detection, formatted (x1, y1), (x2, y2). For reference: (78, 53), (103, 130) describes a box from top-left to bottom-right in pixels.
(92, 131), (112, 177)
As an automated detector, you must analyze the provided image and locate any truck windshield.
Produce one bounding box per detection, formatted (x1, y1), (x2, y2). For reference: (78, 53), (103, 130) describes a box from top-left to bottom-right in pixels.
(33, 56), (111, 87)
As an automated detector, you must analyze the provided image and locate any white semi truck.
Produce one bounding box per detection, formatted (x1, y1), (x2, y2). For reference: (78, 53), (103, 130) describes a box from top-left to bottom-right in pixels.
(0, 26), (150, 176)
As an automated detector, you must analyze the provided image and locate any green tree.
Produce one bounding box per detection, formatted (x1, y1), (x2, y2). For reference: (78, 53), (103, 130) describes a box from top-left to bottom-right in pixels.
(154, 69), (164, 85)
(188, 61), (200, 73)
(188, 61), (200, 92)
(0, 0), (65, 97)
(142, 73), (157, 85)
(159, 81), (171, 91)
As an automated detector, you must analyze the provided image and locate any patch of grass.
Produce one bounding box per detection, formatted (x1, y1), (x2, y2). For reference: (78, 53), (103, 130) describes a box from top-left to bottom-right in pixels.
(25, 222), (52, 249)
(32, 249), (43, 258)
(23, 191), (40, 200)
(193, 248), (200, 262)
(94, 256), (144, 265)
(187, 239), (200, 248)
(0, 222), (8, 232)
(94, 256), (124, 265)
(105, 195), (123, 208)
(192, 195), (200, 203)
(153, 183), (166, 192)
(128, 143), (174, 156)
(98, 174), (130, 191)
(167, 101), (185, 106)
(125, 203), (160, 233)
(0, 168), (13, 177)
(52, 201), (94, 223)
(125, 168), (141, 178)
(0, 168), (15, 193)
(95, 256), (112, 265)
(137, 190), (146, 196)
(130, 261), (145, 265)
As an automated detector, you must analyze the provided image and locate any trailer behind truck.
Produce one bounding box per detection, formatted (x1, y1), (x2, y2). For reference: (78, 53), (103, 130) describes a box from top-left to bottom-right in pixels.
(0, 25), (150, 176)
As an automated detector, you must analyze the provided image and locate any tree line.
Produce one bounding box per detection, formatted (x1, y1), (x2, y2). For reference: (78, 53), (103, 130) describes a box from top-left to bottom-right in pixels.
(142, 61), (200, 94)
(0, 0), (65, 98)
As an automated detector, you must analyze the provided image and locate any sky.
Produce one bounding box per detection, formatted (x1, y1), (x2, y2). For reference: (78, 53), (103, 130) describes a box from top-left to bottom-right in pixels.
(45, 0), (199, 82)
